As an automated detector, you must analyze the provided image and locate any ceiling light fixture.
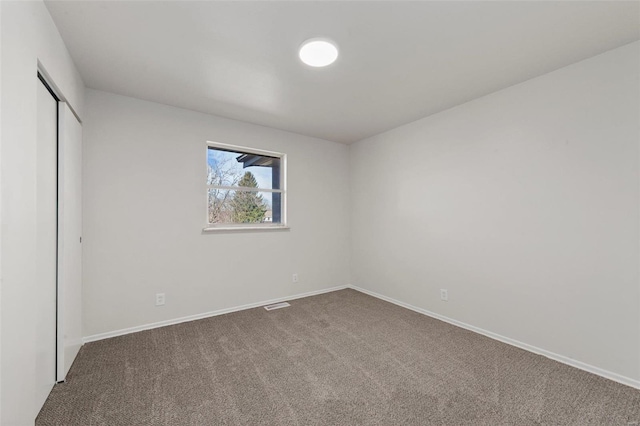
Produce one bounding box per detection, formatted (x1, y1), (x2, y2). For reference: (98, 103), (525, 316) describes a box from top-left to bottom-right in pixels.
(299, 38), (339, 67)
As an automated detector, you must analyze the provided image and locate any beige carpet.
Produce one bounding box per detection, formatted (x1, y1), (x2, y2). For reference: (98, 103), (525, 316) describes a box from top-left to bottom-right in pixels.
(37, 289), (640, 425)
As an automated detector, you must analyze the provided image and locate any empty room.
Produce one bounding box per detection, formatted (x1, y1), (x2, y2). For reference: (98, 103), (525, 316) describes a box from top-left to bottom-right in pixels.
(1, 0), (640, 425)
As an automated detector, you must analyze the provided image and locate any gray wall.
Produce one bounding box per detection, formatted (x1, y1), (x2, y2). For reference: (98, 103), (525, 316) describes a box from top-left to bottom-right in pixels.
(350, 42), (640, 383)
(82, 89), (351, 338)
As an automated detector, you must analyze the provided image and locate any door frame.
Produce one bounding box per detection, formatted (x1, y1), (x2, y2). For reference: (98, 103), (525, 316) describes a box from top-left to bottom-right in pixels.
(38, 64), (83, 386)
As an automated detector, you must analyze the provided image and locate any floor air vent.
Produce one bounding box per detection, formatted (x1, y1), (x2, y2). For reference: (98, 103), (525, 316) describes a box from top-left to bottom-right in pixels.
(264, 302), (291, 311)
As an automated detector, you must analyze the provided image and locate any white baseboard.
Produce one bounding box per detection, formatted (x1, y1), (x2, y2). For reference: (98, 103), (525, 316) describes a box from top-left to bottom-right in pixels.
(83, 285), (348, 344)
(347, 284), (640, 390)
(82, 283), (640, 391)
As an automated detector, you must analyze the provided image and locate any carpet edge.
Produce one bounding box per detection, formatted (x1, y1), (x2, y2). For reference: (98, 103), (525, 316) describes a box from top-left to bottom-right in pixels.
(83, 285), (349, 343)
(348, 284), (640, 391)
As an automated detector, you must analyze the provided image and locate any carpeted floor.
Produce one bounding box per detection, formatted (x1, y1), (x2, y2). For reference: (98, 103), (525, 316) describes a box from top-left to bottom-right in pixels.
(37, 288), (640, 425)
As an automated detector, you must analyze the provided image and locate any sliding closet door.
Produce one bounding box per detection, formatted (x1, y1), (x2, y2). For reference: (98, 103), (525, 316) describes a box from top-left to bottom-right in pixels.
(35, 77), (58, 409)
(57, 102), (83, 381)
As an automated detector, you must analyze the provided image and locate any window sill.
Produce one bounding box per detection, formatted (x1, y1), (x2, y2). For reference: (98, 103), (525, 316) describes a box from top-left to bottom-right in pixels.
(202, 225), (290, 233)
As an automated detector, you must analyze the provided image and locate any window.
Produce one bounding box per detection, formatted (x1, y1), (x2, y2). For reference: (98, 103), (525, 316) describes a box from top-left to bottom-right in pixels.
(206, 142), (286, 229)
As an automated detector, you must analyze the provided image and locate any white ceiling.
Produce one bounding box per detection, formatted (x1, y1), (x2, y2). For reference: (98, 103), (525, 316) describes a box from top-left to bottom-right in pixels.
(45, 1), (640, 144)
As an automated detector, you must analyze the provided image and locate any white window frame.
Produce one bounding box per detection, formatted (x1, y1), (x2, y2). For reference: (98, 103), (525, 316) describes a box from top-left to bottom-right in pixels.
(203, 141), (288, 232)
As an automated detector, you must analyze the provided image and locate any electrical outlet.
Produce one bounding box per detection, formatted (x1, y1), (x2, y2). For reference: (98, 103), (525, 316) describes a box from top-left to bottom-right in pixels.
(440, 289), (448, 302)
(292, 273), (299, 283)
(156, 293), (165, 306)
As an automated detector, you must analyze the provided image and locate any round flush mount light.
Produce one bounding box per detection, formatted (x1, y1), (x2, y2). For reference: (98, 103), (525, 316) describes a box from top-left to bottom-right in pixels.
(299, 38), (339, 67)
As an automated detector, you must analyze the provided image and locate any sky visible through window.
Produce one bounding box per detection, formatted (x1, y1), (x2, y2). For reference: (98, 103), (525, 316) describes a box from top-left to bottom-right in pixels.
(207, 148), (273, 189)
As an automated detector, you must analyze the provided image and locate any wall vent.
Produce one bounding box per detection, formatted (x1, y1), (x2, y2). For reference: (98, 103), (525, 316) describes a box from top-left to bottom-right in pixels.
(264, 302), (291, 311)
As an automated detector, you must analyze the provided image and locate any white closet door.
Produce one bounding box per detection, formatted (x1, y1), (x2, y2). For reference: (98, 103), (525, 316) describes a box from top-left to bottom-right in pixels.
(35, 78), (58, 409)
(57, 102), (83, 381)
